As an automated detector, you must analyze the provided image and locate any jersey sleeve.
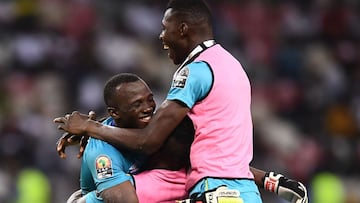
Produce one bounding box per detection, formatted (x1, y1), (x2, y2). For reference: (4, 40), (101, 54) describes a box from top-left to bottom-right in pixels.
(80, 156), (96, 194)
(166, 61), (213, 108)
(84, 191), (103, 203)
(83, 139), (134, 194)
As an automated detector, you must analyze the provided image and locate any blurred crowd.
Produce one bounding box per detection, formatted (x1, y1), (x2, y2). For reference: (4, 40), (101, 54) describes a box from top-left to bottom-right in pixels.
(0, 0), (359, 202)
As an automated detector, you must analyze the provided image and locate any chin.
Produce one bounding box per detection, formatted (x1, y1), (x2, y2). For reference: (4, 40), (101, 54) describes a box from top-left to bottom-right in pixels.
(172, 58), (181, 65)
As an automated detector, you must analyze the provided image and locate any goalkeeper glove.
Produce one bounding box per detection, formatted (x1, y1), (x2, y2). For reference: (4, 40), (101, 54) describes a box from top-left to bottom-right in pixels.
(263, 172), (308, 203)
(66, 189), (84, 203)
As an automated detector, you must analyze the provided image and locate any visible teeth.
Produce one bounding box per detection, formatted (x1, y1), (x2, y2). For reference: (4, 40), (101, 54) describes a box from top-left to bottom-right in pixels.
(141, 116), (151, 122)
(163, 45), (169, 50)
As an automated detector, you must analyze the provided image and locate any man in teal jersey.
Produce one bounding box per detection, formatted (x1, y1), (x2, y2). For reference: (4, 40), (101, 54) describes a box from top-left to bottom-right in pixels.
(66, 73), (194, 202)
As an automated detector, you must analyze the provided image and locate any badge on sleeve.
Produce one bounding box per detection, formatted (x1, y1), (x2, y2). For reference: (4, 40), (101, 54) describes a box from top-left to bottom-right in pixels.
(173, 66), (189, 88)
(95, 155), (113, 179)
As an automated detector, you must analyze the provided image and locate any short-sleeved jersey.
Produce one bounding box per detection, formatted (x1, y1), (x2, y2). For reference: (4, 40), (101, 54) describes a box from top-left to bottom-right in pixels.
(80, 117), (139, 202)
(78, 116), (194, 203)
(167, 61), (212, 108)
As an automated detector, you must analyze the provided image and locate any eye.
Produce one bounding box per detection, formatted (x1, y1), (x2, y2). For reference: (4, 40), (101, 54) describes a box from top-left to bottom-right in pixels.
(131, 101), (141, 109)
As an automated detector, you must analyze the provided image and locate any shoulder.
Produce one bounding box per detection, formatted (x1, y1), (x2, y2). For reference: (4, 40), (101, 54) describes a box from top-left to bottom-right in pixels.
(173, 61), (212, 87)
(84, 138), (121, 162)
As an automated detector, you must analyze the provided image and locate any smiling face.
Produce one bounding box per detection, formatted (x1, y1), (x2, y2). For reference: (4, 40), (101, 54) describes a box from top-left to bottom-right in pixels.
(108, 80), (156, 129)
(159, 8), (190, 65)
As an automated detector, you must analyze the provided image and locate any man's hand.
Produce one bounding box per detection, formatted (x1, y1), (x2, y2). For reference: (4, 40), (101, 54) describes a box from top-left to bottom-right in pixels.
(55, 111), (96, 159)
(263, 172), (308, 203)
(56, 133), (81, 159)
(54, 111), (90, 135)
(56, 133), (89, 159)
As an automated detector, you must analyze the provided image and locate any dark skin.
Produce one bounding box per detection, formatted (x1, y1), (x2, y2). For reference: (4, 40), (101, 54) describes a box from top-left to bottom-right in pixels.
(65, 78), (194, 203)
(57, 4), (310, 202)
(55, 8), (267, 191)
(54, 9), (203, 155)
(85, 80), (157, 203)
(56, 7), (209, 160)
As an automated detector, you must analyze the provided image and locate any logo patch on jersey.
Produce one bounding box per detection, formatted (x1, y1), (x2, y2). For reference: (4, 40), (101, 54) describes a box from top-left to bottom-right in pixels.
(173, 67), (189, 88)
(95, 155), (113, 179)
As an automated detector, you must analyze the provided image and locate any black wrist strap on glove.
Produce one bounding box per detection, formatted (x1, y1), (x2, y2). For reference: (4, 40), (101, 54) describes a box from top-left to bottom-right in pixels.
(263, 172), (308, 203)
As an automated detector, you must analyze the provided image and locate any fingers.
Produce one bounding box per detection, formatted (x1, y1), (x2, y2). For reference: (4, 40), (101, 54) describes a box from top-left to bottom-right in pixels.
(77, 135), (89, 159)
(57, 141), (66, 159)
(68, 135), (82, 143)
(54, 111), (91, 159)
(54, 116), (66, 132)
(53, 112), (79, 132)
(53, 117), (65, 123)
(56, 133), (83, 159)
(56, 133), (72, 159)
(53, 112), (75, 123)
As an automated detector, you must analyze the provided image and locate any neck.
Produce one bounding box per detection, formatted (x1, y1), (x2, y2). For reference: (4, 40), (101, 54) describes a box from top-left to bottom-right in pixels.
(190, 33), (214, 47)
(179, 39), (216, 68)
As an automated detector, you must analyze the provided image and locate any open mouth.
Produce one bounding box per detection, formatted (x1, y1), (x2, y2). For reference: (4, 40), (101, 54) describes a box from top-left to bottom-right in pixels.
(163, 44), (169, 50)
(162, 43), (172, 59)
(139, 115), (152, 123)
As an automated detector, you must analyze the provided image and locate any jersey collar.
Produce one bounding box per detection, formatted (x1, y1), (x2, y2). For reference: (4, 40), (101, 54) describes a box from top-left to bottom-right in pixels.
(179, 39), (216, 68)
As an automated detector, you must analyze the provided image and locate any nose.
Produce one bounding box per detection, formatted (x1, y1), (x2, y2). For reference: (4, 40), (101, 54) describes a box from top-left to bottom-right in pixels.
(143, 106), (153, 114)
(144, 106), (152, 113)
(143, 101), (155, 113)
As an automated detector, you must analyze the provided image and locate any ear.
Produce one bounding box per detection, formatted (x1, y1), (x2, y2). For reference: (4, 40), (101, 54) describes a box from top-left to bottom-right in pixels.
(107, 107), (120, 119)
(179, 23), (188, 36)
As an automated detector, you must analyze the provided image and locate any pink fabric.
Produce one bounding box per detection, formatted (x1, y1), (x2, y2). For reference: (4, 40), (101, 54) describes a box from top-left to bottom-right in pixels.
(187, 44), (254, 191)
(134, 169), (187, 203)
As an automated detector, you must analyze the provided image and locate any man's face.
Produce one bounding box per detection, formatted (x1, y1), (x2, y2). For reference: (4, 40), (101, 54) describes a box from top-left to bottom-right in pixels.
(111, 80), (156, 129)
(159, 8), (188, 65)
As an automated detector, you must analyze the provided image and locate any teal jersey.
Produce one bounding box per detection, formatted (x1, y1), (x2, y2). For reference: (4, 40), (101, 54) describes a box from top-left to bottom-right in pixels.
(80, 117), (139, 202)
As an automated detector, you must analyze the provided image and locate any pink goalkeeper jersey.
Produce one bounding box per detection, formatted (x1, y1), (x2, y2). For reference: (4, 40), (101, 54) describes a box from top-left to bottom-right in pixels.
(134, 169), (187, 203)
(186, 43), (254, 191)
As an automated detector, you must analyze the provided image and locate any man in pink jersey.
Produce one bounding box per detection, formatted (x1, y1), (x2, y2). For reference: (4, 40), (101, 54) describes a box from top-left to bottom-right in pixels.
(55, 0), (308, 202)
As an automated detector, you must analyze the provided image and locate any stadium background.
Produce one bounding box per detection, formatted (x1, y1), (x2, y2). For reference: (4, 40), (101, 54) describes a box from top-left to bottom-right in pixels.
(0, 0), (359, 202)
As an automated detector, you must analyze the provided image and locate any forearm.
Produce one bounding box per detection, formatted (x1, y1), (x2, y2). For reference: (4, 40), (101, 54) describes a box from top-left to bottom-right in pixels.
(101, 181), (139, 203)
(85, 120), (149, 153)
(85, 101), (188, 155)
(250, 166), (266, 188)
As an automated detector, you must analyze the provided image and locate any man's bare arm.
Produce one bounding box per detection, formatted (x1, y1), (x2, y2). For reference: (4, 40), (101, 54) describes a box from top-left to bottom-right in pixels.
(250, 167), (266, 187)
(54, 100), (189, 155)
(101, 181), (138, 203)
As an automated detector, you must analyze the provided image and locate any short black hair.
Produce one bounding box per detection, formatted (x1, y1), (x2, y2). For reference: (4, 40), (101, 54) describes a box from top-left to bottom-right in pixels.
(103, 73), (141, 107)
(166, 0), (212, 26)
